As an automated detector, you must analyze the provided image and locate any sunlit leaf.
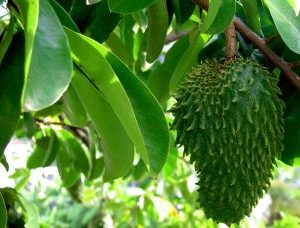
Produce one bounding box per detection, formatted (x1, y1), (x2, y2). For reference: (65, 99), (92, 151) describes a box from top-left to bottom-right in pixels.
(265, 0), (300, 54)
(13, 0), (72, 111)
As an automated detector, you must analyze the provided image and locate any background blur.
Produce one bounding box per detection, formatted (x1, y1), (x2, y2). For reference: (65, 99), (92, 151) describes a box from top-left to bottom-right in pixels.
(2, 136), (300, 228)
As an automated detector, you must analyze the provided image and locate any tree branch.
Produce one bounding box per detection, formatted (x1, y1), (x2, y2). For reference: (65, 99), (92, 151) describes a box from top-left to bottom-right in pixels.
(165, 31), (189, 44)
(193, 0), (300, 89)
(225, 22), (237, 60)
(35, 118), (89, 147)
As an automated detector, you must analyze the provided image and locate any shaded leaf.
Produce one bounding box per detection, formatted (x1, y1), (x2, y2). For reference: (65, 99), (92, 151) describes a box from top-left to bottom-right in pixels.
(171, 0), (195, 24)
(65, 28), (150, 167)
(56, 138), (81, 187)
(265, 0), (300, 54)
(201, 0), (236, 35)
(145, 0), (169, 63)
(84, 0), (121, 43)
(97, 45), (170, 175)
(169, 30), (211, 92)
(147, 36), (190, 107)
(108, 0), (156, 13)
(0, 32), (24, 155)
(57, 129), (91, 177)
(27, 130), (59, 169)
(71, 69), (134, 181)
(63, 84), (88, 127)
(281, 92), (300, 166)
(241, 0), (262, 34)
(48, 0), (80, 32)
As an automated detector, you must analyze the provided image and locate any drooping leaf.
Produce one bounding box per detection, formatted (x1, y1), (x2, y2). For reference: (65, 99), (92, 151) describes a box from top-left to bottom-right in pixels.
(169, 30), (211, 93)
(48, 0), (80, 31)
(201, 0), (236, 35)
(171, 0), (195, 24)
(108, 0), (156, 13)
(0, 191), (7, 228)
(265, 0), (300, 54)
(56, 138), (81, 187)
(241, 0), (262, 34)
(63, 84), (88, 127)
(65, 28), (150, 167)
(27, 129), (59, 169)
(88, 157), (104, 181)
(13, 0), (73, 111)
(97, 45), (170, 175)
(147, 36), (190, 107)
(0, 32), (24, 155)
(56, 129), (91, 177)
(71, 69), (134, 181)
(84, 0), (121, 43)
(54, 0), (74, 12)
(145, 0), (169, 63)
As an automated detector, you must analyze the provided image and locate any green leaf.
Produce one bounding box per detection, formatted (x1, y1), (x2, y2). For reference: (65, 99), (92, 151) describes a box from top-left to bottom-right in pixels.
(27, 130), (59, 169)
(9, 168), (31, 191)
(0, 191), (7, 228)
(16, 193), (40, 228)
(63, 84), (88, 127)
(65, 28), (150, 167)
(71, 69), (134, 181)
(241, 0), (262, 34)
(105, 31), (134, 66)
(88, 157), (104, 181)
(47, 0), (80, 32)
(97, 45), (170, 175)
(169, 30), (211, 93)
(171, 0), (195, 24)
(147, 36), (190, 107)
(0, 32), (24, 155)
(56, 138), (81, 187)
(201, 0), (236, 35)
(281, 92), (300, 166)
(87, 0), (102, 5)
(265, 0), (300, 54)
(84, 0), (121, 43)
(56, 129), (92, 177)
(145, 0), (169, 63)
(13, 0), (73, 111)
(108, 0), (156, 13)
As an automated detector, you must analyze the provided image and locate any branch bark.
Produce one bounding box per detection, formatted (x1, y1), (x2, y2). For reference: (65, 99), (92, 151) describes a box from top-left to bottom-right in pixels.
(225, 22), (237, 60)
(193, 0), (300, 89)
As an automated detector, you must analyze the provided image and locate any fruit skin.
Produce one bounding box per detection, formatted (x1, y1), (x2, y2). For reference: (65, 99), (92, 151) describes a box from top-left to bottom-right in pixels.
(171, 59), (284, 225)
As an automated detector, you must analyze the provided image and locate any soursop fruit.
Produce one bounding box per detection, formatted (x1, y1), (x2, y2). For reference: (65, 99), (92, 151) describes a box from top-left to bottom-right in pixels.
(171, 59), (284, 225)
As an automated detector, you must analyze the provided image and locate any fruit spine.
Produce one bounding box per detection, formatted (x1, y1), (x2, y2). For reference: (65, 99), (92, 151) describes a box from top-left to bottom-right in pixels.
(171, 59), (284, 225)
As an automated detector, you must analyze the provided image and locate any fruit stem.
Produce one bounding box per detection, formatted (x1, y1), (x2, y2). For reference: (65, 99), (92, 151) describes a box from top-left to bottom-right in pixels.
(225, 22), (237, 61)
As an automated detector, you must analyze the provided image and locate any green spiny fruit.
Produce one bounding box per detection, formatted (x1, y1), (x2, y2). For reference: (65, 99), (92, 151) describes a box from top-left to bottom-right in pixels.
(171, 59), (284, 225)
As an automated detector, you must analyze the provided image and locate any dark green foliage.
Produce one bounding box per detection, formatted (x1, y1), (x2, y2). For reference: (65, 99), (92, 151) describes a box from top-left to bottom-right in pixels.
(171, 59), (285, 225)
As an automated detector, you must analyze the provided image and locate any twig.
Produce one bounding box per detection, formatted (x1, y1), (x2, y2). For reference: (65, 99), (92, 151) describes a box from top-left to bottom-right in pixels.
(225, 22), (237, 60)
(165, 31), (190, 44)
(288, 61), (300, 68)
(193, 0), (300, 89)
(263, 34), (280, 44)
(35, 118), (89, 146)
